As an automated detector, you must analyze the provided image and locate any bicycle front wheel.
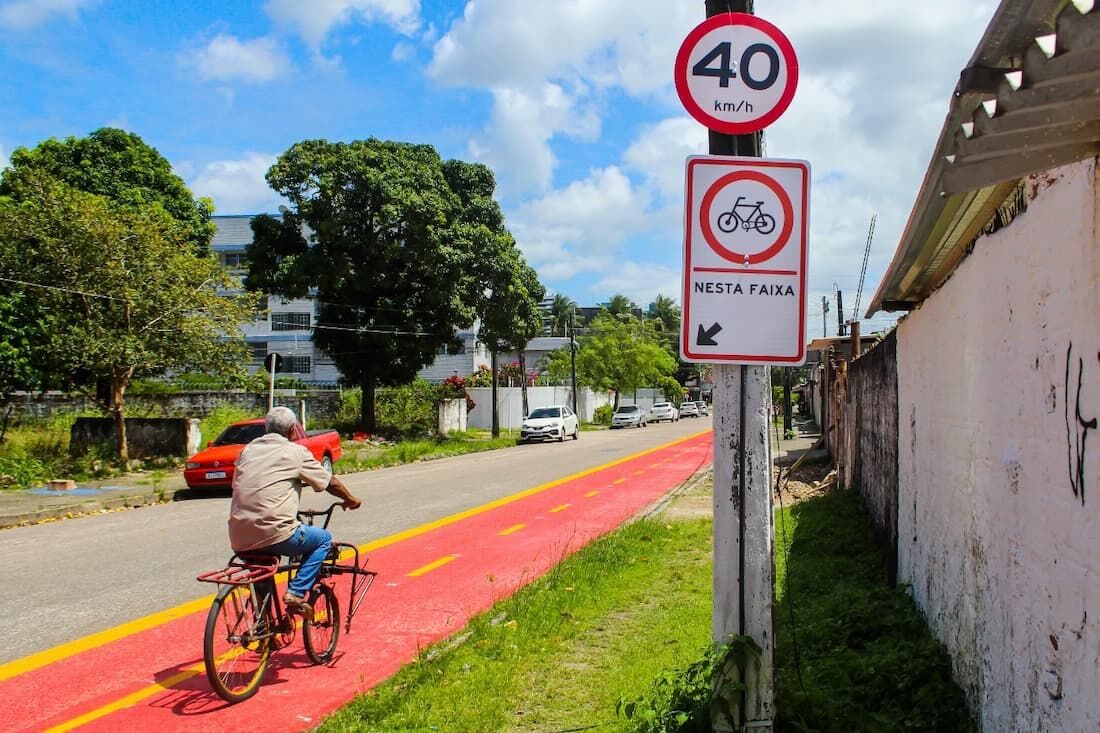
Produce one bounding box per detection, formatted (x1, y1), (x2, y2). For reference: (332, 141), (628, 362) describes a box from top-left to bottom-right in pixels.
(303, 583), (341, 664)
(716, 211), (737, 233)
(203, 584), (272, 703)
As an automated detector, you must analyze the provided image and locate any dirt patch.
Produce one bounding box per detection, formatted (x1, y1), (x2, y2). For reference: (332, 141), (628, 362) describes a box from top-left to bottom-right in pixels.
(774, 459), (835, 504)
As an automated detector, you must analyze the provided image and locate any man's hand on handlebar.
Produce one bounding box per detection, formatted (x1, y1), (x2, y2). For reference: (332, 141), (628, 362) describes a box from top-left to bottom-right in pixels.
(325, 474), (362, 511)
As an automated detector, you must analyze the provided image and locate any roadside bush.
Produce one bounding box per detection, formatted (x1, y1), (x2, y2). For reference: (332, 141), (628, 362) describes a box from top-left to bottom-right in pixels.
(198, 404), (253, 446)
(593, 404), (613, 425)
(376, 379), (437, 437)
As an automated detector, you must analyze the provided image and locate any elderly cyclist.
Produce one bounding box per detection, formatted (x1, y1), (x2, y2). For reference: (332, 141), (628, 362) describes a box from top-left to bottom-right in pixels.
(228, 406), (361, 619)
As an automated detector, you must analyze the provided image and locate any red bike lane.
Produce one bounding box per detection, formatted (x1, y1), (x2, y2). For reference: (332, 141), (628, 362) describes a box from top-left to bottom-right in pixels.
(2, 431), (712, 732)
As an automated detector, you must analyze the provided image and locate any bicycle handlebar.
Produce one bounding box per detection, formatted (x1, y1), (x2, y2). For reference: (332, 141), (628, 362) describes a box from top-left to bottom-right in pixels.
(297, 501), (345, 529)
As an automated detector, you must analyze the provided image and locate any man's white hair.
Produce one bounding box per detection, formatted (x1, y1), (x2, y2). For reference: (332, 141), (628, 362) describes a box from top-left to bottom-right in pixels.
(265, 406), (297, 436)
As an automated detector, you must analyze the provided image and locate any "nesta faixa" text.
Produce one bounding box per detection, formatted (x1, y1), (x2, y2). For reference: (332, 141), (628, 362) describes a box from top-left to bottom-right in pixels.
(694, 282), (795, 296)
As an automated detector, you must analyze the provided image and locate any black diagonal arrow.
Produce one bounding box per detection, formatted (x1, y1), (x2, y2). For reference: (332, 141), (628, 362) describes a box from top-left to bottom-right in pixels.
(696, 322), (722, 346)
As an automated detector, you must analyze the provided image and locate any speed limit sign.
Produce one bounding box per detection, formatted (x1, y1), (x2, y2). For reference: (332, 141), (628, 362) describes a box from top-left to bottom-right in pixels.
(674, 13), (798, 134)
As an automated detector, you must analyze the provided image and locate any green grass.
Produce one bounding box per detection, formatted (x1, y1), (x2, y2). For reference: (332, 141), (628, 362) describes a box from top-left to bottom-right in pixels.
(774, 488), (975, 732)
(317, 482), (974, 733)
(320, 518), (713, 732)
(335, 430), (519, 473)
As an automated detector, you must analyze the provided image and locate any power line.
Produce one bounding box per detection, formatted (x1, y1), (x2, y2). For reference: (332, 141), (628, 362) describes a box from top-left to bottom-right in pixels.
(0, 275), (125, 301)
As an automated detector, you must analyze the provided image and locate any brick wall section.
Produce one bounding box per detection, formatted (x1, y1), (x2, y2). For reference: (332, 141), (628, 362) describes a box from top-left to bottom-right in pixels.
(70, 418), (201, 459)
(843, 330), (899, 584)
(895, 158), (1099, 730)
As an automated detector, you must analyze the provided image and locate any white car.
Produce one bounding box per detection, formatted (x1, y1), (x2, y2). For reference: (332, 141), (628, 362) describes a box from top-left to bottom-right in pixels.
(678, 401), (700, 418)
(649, 401), (679, 422)
(519, 405), (579, 443)
(611, 404), (647, 429)
(695, 401), (709, 416)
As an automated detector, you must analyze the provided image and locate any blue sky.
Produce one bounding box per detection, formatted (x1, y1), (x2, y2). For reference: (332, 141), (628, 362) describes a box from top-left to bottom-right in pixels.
(0, 0), (996, 336)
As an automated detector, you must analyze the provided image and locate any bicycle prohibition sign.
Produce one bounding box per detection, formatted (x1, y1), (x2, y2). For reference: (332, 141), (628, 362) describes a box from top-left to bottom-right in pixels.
(699, 169), (793, 265)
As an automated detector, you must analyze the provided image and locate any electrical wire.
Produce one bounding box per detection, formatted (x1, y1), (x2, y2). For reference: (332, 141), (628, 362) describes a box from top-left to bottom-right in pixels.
(0, 275), (125, 301)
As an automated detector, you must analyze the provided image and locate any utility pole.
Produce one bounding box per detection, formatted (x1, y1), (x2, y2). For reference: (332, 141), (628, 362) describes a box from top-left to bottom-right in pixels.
(490, 349), (499, 438)
(569, 310), (579, 415)
(704, 1), (774, 730)
(836, 289), (846, 336)
(822, 296), (829, 338)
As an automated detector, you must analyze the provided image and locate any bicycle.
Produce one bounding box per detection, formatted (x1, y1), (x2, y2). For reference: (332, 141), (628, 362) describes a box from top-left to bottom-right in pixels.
(716, 196), (776, 235)
(196, 502), (376, 703)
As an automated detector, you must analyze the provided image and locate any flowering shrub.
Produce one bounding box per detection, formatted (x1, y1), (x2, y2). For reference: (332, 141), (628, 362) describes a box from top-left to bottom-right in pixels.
(439, 375), (476, 412)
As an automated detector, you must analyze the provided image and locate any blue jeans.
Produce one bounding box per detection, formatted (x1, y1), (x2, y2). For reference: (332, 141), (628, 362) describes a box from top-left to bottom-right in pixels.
(261, 524), (332, 599)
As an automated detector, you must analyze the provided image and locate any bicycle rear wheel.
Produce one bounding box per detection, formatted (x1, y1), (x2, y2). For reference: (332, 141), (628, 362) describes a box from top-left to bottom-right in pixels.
(203, 583), (272, 703)
(303, 583), (340, 664)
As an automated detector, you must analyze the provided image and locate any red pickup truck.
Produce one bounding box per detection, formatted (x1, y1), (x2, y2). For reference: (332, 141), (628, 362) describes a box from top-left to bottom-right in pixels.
(183, 418), (343, 491)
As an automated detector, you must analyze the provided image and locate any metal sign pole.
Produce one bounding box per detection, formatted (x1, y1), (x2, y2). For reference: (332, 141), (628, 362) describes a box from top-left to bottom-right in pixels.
(703, 1), (776, 730)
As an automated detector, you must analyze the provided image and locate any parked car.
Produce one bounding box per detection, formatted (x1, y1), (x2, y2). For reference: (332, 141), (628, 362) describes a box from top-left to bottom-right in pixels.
(649, 401), (679, 422)
(695, 401), (709, 416)
(520, 405), (579, 443)
(611, 404), (647, 429)
(184, 418), (342, 491)
(678, 401), (700, 418)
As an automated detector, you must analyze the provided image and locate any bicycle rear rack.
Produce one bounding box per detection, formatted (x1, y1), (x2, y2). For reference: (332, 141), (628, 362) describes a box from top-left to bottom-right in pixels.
(197, 554), (280, 586)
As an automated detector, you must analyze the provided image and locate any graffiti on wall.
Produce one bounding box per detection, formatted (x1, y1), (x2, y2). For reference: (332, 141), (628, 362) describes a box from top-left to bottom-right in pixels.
(1064, 344), (1097, 505)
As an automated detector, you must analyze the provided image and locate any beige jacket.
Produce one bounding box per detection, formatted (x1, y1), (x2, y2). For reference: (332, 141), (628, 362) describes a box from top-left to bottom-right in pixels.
(228, 432), (331, 551)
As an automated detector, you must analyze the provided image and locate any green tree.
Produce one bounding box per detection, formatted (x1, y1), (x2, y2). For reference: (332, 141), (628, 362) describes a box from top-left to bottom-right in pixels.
(545, 313), (677, 408)
(547, 293), (577, 336)
(647, 293), (681, 354)
(247, 138), (521, 432)
(0, 128), (216, 253)
(0, 290), (57, 431)
(0, 173), (257, 460)
(605, 293), (637, 319)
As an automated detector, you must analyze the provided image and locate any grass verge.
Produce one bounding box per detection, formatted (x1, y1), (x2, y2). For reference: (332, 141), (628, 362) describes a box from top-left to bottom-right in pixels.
(774, 488), (975, 732)
(335, 430), (519, 473)
(320, 477), (975, 733)
(320, 517), (714, 732)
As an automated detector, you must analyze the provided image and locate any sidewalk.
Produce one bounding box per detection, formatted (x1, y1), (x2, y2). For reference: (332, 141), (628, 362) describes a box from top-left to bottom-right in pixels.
(0, 416), (827, 530)
(0, 471), (191, 530)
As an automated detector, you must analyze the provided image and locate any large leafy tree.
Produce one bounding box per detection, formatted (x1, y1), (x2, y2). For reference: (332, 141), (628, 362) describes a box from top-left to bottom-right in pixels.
(247, 139), (523, 432)
(605, 293), (638, 320)
(545, 313), (677, 408)
(0, 173), (257, 459)
(0, 128), (216, 253)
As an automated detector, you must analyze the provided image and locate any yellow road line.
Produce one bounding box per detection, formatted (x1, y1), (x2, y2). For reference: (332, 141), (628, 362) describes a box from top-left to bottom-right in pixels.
(613, 478), (626, 485)
(584, 491), (600, 498)
(549, 504), (570, 513)
(0, 428), (710, 689)
(407, 554), (459, 577)
(499, 523), (526, 536)
(649, 463), (661, 469)
(633, 470), (645, 476)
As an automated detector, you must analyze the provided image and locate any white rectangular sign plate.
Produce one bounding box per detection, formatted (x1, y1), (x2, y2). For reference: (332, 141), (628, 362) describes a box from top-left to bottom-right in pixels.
(680, 155), (810, 364)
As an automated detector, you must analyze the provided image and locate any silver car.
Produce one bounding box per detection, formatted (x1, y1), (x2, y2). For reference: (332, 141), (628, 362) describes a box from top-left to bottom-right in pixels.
(695, 401), (709, 416)
(610, 404), (647, 429)
(678, 401), (700, 418)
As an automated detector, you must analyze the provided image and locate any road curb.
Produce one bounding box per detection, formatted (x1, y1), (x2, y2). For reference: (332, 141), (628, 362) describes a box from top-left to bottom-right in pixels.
(0, 488), (183, 530)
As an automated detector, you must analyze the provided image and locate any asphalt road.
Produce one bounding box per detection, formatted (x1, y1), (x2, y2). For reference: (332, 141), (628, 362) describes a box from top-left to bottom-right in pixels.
(0, 418), (710, 665)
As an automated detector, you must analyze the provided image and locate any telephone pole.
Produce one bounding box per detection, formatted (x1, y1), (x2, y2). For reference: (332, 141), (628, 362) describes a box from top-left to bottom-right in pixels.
(822, 296), (829, 338)
(836, 289), (846, 336)
(704, 1), (774, 730)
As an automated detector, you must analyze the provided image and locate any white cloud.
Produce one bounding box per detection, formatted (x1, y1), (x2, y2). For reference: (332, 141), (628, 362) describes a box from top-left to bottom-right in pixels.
(187, 153), (284, 215)
(469, 83), (600, 195)
(589, 261), (681, 308)
(182, 34), (291, 84)
(509, 166), (651, 282)
(0, 0), (95, 29)
(265, 0), (420, 47)
(624, 117), (707, 204)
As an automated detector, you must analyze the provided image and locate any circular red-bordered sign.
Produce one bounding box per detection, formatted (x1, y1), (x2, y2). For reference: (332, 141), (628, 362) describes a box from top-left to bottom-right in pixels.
(699, 170), (794, 264)
(674, 13), (798, 134)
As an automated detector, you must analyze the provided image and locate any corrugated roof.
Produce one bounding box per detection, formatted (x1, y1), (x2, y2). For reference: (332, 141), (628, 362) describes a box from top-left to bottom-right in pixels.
(211, 215), (256, 248)
(867, 0), (1100, 316)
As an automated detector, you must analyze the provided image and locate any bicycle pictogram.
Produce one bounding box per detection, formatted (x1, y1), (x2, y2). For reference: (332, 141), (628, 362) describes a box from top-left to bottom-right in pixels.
(716, 196), (776, 236)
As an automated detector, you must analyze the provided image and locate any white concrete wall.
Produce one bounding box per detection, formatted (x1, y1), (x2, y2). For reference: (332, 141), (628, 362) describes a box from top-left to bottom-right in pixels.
(466, 387), (614, 429)
(895, 158), (1099, 731)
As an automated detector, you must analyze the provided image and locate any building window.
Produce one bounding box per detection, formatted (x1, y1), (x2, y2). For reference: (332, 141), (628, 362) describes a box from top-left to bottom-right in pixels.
(250, 343), (268, 360)
(283, 355), (311, 374)
(223, 252), (248, 271)
(271, 312), (311, 331)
